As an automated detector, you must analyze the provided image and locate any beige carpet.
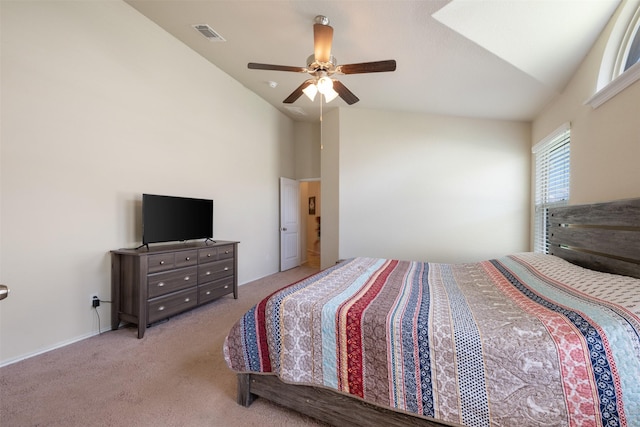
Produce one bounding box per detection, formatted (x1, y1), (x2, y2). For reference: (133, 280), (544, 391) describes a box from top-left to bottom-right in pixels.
(0, 265), (329, 427)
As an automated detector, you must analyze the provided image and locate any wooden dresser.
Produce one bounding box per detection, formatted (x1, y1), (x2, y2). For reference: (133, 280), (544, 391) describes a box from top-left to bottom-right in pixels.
(111, 240), (238, 338)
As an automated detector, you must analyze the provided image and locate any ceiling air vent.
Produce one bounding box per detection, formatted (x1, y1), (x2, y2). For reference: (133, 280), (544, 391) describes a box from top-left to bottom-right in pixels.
(284, 106), (307, 116)
(193, 24), (226, 42)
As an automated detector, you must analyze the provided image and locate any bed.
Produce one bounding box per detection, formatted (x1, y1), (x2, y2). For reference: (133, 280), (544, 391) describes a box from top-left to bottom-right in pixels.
(224, 198), (640, 427)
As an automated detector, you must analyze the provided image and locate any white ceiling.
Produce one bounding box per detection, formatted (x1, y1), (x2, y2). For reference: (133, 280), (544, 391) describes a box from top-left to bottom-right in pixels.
(125, 0), (620, 122)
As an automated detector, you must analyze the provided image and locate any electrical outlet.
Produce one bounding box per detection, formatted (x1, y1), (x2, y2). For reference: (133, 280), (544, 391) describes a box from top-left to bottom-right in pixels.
(91, 295), (100, 308)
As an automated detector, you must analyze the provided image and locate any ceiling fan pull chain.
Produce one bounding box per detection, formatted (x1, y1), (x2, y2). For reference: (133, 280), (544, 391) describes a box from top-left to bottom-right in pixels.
(320, 95), (323, 150)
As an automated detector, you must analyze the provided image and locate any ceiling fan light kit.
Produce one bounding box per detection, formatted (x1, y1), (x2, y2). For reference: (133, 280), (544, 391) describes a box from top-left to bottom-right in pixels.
(248, 15), (396, 106)
(302, 83), (318, 101)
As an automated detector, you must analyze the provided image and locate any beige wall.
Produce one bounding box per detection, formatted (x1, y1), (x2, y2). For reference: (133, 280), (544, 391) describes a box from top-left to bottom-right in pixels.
(0, 1), (295, 365)
(333, 108), (531, 264)
(320, 109), (341, 268)
(533, 2), (640, 204)
(294, 122), (321, 180)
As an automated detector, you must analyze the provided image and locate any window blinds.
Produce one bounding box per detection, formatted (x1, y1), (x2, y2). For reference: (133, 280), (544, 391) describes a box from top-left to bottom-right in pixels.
(533, 123), (571, 253)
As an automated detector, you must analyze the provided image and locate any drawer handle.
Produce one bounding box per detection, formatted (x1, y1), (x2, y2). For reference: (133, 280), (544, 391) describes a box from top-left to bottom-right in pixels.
(184, 276), (190, 281)
(160, 261), (165, 265)
(158, 306), (165, 311)
(206, 291), (211, 295)
(184, 298), (190, 303)
(225, 250), (230, 254)
(158, 282), (165, 287)
(224, 267), (229, 271)
(207, 253), (212, 257)
(185, 256), (190, 261)
(224, 285), (229, 289)
(205, 271), (211, 276)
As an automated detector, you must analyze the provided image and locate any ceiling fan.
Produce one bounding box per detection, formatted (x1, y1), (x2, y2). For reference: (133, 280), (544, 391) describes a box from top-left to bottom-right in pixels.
(248, 15), (396, 105)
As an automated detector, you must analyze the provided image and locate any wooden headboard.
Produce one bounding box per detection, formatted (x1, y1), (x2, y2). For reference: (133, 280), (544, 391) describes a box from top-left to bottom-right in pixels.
(548, 198), (640, 279)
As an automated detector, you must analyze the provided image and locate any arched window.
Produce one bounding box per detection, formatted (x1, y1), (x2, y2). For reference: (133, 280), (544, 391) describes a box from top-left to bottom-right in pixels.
(587, 0), (640, 107)
(617, 4), (640, 74)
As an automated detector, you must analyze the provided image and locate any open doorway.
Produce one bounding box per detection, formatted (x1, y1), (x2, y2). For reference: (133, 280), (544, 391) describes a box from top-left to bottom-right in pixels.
(300, 180), (321, 268)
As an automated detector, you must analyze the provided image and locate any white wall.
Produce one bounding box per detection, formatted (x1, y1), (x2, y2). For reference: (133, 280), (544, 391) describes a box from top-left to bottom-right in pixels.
(533, 2), (640, 204)
(336, 108), (531, 264)
(0, 1), (294, 365)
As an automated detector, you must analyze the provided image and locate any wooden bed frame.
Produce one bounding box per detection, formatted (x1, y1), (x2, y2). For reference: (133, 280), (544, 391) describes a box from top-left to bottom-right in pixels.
(548, 198), (640, 279)
(236, 198), (640, 427)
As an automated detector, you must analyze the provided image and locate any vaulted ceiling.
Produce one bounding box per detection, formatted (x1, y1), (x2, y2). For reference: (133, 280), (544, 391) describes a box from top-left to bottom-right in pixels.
(125, 0), (620, 122)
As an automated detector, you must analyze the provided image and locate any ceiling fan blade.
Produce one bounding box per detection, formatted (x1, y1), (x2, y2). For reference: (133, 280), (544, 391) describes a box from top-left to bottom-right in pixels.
(332, 80), (359, 105)
(283, 80), (315, 104)
(313, 23), (334, 63)
(338, 60), (397, 74)
(248, 63), (307, 73)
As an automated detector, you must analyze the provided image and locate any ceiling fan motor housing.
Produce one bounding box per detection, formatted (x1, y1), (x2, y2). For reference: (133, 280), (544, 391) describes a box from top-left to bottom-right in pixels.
(306, 54), (337, 74)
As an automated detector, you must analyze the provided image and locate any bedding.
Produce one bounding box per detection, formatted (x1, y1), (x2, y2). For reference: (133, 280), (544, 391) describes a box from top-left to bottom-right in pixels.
(224, 253), (640, 426)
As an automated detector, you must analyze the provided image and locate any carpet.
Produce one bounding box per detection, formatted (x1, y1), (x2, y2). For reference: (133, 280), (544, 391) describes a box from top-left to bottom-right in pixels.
(0, 265), (328, 427)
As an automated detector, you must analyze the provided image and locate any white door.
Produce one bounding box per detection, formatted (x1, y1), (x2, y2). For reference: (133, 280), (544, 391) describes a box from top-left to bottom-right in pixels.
(280, 177), (300, 271)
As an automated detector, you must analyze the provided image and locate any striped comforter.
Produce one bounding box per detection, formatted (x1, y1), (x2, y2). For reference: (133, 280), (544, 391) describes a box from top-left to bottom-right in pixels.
(224, 253), (640, 426)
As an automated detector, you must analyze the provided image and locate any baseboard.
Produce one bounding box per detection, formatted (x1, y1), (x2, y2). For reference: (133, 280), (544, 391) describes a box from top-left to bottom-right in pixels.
(0, 330), (100, 368)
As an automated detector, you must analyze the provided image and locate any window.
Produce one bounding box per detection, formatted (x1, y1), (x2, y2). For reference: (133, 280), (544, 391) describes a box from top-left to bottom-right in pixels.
(533, 124), (570, 253)
(588, 1), (640, 108)
(624, 29), (640, 69)
(619, 3), (640, 73)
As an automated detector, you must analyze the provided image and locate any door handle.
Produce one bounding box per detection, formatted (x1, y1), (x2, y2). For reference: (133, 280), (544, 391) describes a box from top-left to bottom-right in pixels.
(0, 285), (9, 301)
(281, 227), (287, 231)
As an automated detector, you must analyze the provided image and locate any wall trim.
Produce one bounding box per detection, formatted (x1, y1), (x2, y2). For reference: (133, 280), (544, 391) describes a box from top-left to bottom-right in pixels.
(586, 54), (640, 108)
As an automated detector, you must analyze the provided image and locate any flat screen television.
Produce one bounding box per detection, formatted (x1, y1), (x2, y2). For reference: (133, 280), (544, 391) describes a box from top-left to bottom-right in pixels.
(142, 194), (213, 245)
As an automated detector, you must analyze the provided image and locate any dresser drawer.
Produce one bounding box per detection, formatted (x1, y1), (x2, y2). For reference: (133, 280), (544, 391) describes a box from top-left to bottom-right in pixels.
(175, 250), (198, 268)
(147, 287), (197, 324)
(198, 259), (234, 283)
(147, 253), (175, 273)
(199, 277), (234, 304)
(198, 247), (218, 263)
(217, 244), (235, 260)
(198, 244), (235, 262)
(148, 266), (197, 298)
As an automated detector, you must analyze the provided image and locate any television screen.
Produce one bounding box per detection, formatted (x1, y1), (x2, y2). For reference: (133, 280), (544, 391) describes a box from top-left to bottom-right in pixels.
(142, 194), (213, 245)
